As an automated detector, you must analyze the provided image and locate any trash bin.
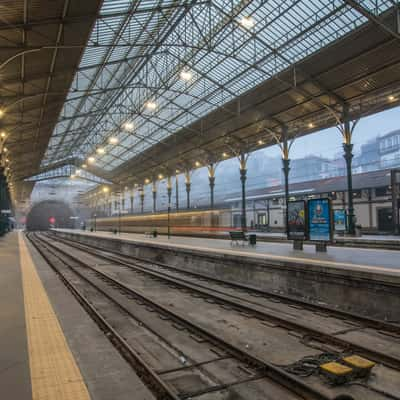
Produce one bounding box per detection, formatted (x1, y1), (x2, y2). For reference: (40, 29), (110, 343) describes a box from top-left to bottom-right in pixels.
(249, 234), (257, 246)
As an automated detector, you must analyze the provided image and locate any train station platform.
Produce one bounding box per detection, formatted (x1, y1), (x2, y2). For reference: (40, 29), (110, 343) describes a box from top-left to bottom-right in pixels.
(246, 231), (400, 251)
(53, 228), (400, 323)
(55, 228), (400, 275)
(0, 231), (155, 400)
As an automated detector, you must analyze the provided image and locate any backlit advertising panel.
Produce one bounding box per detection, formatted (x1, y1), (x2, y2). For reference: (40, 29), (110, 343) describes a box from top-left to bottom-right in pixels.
(308, 198), (332, 241)
(334, 209), (346, 232)
(287, 200), (306, 240)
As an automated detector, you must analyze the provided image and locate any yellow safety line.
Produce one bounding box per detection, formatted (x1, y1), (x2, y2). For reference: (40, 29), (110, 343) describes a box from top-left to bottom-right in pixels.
(18, 232), (91, 400)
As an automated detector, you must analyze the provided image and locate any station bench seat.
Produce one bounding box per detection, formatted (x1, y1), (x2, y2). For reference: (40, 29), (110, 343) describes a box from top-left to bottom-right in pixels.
(229, 231), (248, 245)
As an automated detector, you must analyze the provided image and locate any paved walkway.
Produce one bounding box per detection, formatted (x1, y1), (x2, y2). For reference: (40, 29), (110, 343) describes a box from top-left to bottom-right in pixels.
(56, 229), (400, 276)
(0, 231), (155, 400)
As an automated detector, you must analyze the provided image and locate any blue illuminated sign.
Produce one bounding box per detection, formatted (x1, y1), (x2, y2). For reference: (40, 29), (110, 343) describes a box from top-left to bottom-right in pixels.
(308, 198), (332, 241)
(334, 209), (346, 232)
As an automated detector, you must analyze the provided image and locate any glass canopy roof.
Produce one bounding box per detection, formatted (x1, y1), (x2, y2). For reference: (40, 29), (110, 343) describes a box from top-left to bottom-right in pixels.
(42, 0), (393, 172)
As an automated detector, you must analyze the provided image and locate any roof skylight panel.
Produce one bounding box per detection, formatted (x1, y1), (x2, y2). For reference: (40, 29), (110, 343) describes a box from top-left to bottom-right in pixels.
(100, 0), (132, 15)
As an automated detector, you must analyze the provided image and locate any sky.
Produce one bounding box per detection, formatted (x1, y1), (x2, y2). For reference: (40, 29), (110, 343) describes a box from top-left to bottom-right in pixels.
(286, 105), (400, 160)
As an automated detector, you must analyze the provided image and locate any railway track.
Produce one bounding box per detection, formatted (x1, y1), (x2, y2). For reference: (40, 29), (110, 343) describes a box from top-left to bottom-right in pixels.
(44, 232), (400, 371)
(28, 232), (334, 400)
(28, 232), (400, 399)
(48, 232), (400, 332)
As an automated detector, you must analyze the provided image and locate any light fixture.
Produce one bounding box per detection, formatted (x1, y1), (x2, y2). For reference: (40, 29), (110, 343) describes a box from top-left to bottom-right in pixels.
(145, 178), (150, 184)
(82, 164), (87, 169)
(239, 16), (255, 29)
(88, 156), (95, 164)
(180, 69), (193, 81)
(388, 95), (395, 102)
(108, 136), (119, 145)
(0, 131), (6, 139)
(70, 174), (76, 179)
(0, 109), (4, 118)
(96, 147), (105, 155)
(76, 169), (81, 174)
(308, 123), (314, 128)
(158, 174), (164, 179)
(145, 100), (157, 111)
(175, 169), (180, 174)
(222, 152), (228, 158)
(102, 186), (109, 193)
(123, 121), (134, 131)
(258, 140), (263, 145)
(195, 161), (201, 167)
(5, 158), (9, 163)
(3, 147), (8, 152)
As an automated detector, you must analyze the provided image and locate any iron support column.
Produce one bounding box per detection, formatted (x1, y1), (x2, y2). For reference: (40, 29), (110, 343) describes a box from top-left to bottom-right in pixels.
(209, 176), (215, 210)
(152, 190), (157, 213)
(175, 175), (179, 211)
(185, 182), (191, 209)
(240, 168), (247, 231)
(391, 170), (399, 235)
(140, 191), (145, 213)
(130, 193), (134, 214)
(343, 141), (355, 235)
(167, 186), (172, 239)
(282, 158), (290, 236)
(167, 186), (172, 206)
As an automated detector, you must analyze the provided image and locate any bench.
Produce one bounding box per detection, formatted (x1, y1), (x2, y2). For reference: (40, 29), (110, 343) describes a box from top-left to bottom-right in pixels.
(229, 231), (248, 246)
(145, 230), (158, 238)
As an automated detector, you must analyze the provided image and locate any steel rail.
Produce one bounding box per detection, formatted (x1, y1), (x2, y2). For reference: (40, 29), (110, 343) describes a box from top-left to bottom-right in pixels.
(46, 232), (400, 371)
(49, 232), (400, 332)
(31, 233), (267, 400)
(27, 233), (181, 400)
(33, 232), (332, 400)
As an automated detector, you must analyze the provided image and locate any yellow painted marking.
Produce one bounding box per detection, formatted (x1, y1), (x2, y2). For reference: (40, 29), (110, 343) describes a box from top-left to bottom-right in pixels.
(19, 232), (91, 400)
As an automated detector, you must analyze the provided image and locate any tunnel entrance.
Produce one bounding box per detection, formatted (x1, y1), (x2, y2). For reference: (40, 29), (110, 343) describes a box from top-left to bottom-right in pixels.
(26, 200), (75, 231)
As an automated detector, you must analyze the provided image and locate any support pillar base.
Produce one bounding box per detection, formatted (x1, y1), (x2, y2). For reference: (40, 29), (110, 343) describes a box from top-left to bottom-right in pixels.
(315, 242), (328, 252)
(293, 240), (303, 251)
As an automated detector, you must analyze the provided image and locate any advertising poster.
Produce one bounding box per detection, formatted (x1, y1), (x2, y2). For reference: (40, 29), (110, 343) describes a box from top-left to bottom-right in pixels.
(287, 200), (306, 240)
(308, 198), (332, 241)
(334, 209), (346, 232)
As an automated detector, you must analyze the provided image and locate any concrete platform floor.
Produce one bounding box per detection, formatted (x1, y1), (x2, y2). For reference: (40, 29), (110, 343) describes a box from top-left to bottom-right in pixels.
(0, 231), (155, 400)
(56, 229), (400, 276)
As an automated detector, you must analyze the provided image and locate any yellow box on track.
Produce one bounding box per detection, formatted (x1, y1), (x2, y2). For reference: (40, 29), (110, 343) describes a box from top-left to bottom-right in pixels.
(342, 355), (375, 377)
(320, 362), (353, 376)
(319, 362), (353, 385)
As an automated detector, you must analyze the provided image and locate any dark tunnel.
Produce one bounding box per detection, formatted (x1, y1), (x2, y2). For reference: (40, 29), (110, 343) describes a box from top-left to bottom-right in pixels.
(26, 200), (75, 231)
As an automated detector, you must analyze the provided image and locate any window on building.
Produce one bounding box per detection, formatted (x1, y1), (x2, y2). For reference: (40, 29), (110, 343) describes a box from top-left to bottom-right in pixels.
(375, 186), (389, 197)
(257, 213), (267, 225)
(352, 189), (362, 199)
(233, 214), (241, 227)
